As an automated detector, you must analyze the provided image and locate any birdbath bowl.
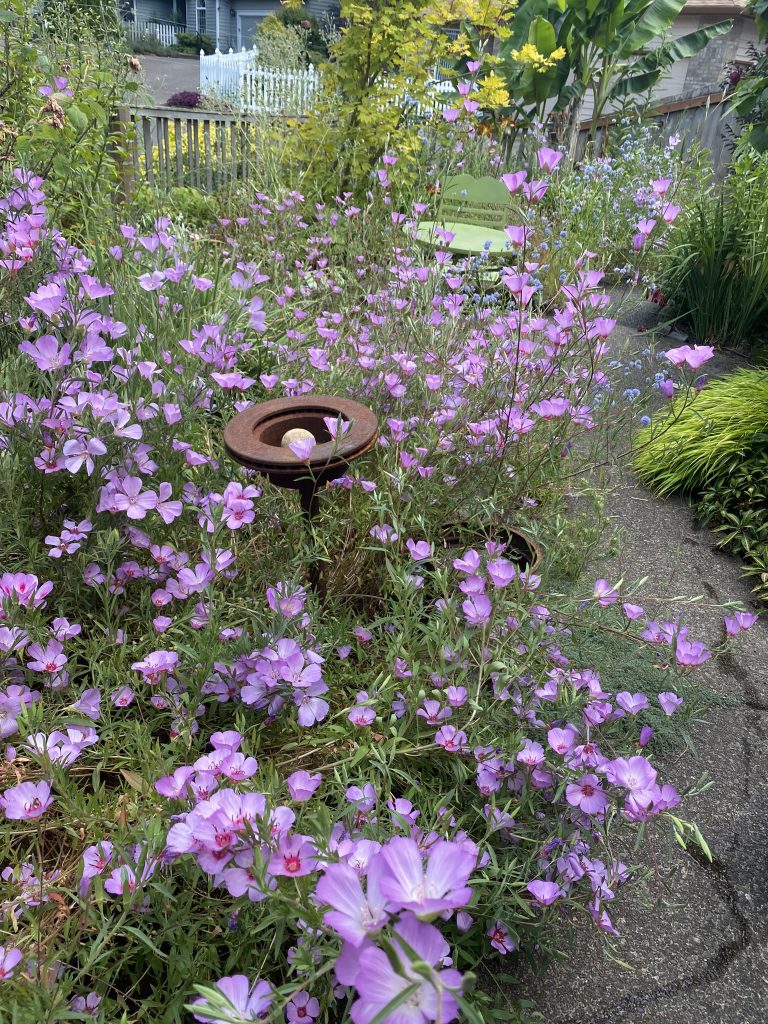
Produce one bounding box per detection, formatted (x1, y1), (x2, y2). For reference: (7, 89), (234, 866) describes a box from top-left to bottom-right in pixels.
(223, 395), (379, 519)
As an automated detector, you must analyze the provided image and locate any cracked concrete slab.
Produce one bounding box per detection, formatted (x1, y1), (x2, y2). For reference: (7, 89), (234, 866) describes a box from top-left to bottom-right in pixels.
(509, 304), (768, 1024)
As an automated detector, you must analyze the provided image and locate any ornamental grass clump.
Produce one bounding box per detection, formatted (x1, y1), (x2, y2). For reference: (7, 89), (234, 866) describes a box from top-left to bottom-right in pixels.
(634, 368), (768, 496)
(0, 155), (752, 1024)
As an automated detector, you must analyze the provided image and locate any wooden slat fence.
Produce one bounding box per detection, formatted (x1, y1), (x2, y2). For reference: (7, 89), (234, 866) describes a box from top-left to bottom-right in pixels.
(122, 91), (739, 195)
(125, 106), (268, 191)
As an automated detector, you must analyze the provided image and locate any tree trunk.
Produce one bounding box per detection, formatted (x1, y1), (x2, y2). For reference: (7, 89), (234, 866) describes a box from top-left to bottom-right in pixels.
(565, 93), (585, 165)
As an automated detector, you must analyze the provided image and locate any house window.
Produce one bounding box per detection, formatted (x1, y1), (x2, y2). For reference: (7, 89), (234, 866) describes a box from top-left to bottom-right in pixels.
(196, 0), (206, 35)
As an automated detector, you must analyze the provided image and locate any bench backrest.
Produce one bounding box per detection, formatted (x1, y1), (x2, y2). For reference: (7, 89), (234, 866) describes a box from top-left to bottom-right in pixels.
(436, 174), (513, 229)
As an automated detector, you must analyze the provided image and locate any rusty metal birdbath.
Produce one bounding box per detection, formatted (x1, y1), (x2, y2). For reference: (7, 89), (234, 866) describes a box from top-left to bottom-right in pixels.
(223, 395), (379, 522)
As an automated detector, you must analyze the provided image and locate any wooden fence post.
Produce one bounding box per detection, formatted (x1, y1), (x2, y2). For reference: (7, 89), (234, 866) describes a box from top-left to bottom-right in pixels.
(110, 106), (135, 203)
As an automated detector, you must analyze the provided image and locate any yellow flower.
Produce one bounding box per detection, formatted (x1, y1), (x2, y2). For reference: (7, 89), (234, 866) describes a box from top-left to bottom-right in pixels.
(510, 42), (566, 72)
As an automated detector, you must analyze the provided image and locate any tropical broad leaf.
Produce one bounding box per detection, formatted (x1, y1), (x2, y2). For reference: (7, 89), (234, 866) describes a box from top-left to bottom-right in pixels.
(609, 67), (664, 97)
(662, 20), (733, 60)
(624, 0), (687, 51)
(620, 19), (734, 79)
(528, 13), (557, 54)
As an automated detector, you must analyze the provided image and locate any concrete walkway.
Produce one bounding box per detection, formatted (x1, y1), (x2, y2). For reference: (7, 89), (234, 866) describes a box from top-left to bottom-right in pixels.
(514, 309), (768, 1023)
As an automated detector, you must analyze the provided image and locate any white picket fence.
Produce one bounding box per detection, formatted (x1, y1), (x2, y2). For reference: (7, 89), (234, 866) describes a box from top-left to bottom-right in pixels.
(124, 19), (179, 48)
(199, 48), (455, 118)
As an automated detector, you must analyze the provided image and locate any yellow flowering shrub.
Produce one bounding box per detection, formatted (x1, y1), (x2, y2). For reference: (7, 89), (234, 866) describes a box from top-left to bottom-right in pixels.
(510, 42), (566, 71)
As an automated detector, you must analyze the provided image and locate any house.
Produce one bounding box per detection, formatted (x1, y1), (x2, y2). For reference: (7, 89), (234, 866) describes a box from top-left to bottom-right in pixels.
(122, 0), (338, 51)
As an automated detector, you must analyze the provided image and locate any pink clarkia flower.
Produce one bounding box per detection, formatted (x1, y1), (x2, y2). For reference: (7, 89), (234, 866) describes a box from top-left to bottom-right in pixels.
(566, 773), (609, 814)
(537, 147), (564, 173)
(462, 594), (492, 626)
(19, 335), (71, 371)
(435, 725), (468, 753)
(268, 833), (318, 877)
(664, 344), (715, 370)
(501, 170), (527, 193)
(724, 611), (758, 636)
(1, 779), (53, 819)
(286, 771), (322, 801)
(377, 835), (476, 916)
(658, 691), (684, 715)
(0, 946), (23, 980)
(593, 579), (618, 606)
(110, 476), (158, 520)
(527, 880), (563, 906)
(288, 435), (316, 461)
(675, 636), (711, 667)
(487, 920), (516, 954)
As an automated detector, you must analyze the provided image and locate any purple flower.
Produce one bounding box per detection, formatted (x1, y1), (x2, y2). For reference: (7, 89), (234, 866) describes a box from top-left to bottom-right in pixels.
(378, 836), (475, 917)
(192, 975), (273, 1023)
(658, 691), (683, 716)
(565, 774), (609, 814)
(605, 755), (657, 799)
(346, 914), (463, 1024)
(664, 345), (714, 370)
(537, 146), (564, 173)
(0, 945), (22, 980)
(675, 636), (711, 667)
(501, 170), (527, 193)
(267, 583), (307, 618)
(316, 860), (390, 945)
(2, 779), (53, 819)
(288, 435), (316, 461)
(593, 579), (618, 606)
(435, 725), (468, 753)
(462, 594), (492, 626)
(268, 834), (318, 877)
(639, 725), (653, 748)
(724, 611), (758, 636)
(69, 992), (101, 1015)
(487, 920), (515, 954)
(19, 334), (71, 371)
(406, 539), (432, 561)
(526, 880), (563, 906)
(286, 771), (322, 801)
(616, 692), (650, 715)
(349, 706), (376, 726)
(516, 739), (545, 768)
(286, 991), (320, 1024)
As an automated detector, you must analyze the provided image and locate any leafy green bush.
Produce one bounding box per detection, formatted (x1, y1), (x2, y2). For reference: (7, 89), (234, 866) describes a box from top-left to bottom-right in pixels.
(696, 448), (768, 601)
(634, 369), (768, 496)
(176, 30), (215, 54)
(657, 151), (768, 352)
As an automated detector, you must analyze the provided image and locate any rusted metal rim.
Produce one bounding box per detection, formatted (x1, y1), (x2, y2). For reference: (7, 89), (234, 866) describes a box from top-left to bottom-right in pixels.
(223, 395), (379, 485)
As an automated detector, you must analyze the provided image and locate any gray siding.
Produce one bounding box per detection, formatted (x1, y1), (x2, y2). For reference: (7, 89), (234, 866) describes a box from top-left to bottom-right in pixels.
(133, 0), (177, 23)
(304, 0), (339, 21)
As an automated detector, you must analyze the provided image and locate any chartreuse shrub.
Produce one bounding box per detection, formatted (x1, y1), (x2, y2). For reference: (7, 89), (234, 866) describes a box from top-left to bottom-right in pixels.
(0, 147), (754, 1024)
(634, 369), (768, 496)
(657, 151), (768, 353)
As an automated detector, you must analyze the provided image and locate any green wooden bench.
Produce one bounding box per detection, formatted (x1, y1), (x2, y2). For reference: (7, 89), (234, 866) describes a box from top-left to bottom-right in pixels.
(414, 174), (515, 256)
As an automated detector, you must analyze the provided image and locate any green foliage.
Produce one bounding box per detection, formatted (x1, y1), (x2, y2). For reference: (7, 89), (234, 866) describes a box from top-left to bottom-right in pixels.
(695, 448), (768, 601)
(727, 0), (768, 152)
(0, 0), (135, 232)
(657, 152), (768, 351)
(175, 31), (215, 54)
(634, 369), (768, 496)
(296, 0), (455, 195)
(483, 0), (732, 157)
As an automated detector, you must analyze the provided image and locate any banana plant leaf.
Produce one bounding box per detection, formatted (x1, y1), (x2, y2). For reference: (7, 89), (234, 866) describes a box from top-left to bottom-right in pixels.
(611, 19), (734, 97)
(623, 0), (688, 52)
